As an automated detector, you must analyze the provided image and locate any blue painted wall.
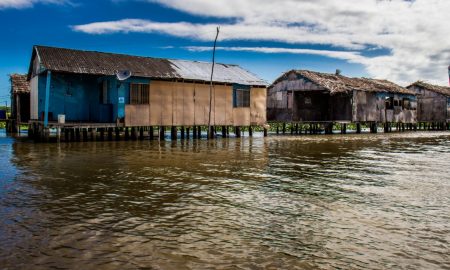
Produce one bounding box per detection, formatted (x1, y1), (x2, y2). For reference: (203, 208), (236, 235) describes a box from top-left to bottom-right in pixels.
(36, 72), (150, 123)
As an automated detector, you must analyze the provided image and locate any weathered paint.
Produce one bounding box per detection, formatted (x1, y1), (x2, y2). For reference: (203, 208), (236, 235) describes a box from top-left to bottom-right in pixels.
(44, 71), (51, 127)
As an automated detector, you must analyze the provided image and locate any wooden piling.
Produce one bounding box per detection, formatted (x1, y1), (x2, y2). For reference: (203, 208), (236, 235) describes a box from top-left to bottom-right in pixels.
(171, 126), (177, 141)
(222, 126), (227, 138)
(235, 126), (241, 138)
(159, 126), (165, 141)
(181, 126), (185, 140)
(249, 126), (253, 137)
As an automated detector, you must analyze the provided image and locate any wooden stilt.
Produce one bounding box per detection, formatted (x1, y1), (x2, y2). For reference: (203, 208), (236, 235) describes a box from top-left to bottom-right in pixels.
(222, 126), (227, 138)
(171, 126), (177, 141)
(159, 126), (165, 141)
(186, 127), (190, 139)
(83, 128), (88, 141)
(193, 126), (197, 139)
(181, 126), (185, 140)
(263, 127), (268, 137)
(197, 126), (201, 139)
(249, 126), (253, 137)
(139, 127), (144, 140)
(108, 128), (113, 141)
(149, 127), (154, 140)
(235, 126), (241, 138)
(125, 128), (130, 140)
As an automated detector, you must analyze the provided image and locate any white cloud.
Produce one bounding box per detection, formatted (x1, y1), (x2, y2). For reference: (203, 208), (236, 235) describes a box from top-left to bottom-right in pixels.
(184, 46), (367, 63)
(73, 0), (450, 85)
(0, 0), (70, 9)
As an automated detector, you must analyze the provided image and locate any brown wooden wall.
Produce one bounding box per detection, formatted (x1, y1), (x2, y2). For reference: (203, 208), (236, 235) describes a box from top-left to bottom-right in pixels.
(408, 86), (449, 122)
(353, 91), (417, 123)
(125, 80), (266, 127)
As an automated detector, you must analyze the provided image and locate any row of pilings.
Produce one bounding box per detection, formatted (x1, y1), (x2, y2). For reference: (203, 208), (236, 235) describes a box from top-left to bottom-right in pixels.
(272, 122), (450, 135)
(26, 121), (449, 143)
(28, 124), (269, 143)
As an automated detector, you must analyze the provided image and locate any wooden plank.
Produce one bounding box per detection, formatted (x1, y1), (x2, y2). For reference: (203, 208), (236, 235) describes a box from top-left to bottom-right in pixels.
(250, 87), (267, 125)
(194, 83), (210, 125)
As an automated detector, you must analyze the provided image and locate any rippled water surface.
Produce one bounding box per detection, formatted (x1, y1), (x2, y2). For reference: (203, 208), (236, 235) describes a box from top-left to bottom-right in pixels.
(1, 132), (449, 269)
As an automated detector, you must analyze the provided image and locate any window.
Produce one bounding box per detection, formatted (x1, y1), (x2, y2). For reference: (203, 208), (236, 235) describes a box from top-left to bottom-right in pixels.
(233, 88), (250, 107)
(402, 98), (410, 109)
(130, 83), (149, 104)
(385, 96), (394, 109)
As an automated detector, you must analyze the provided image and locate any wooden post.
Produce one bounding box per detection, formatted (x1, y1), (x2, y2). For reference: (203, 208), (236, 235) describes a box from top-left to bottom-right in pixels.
(131, 127), (137, 140)
(171, 126), (177, 141)
(356, 123), (361, 134)
(115, 128), (120, 140)
(139, 127), (144, 140)
(125, 127), (130, 140)
(181, 126), (185, 140)
(186, 127), (190, 139)
(193, 126), (197, 139)
(235, 126), (241, 138)
(89, 128), (95, 141)
(159, 126), (165, 141)
(197, 126), (201, 139)
(222, 126), (227, 138)
(44, 71), (52, 128)
(263, 127), (268, 137)
(149, 126), (154, 140)
(282, 123), (286, 134)
(75, 128), (81, 141)
(56, 127), (61, 142)
(249, 126), (253, 137)
(295, 123), (299, 134)
(276, 124), (279, 134)
(83, 129), (88, 141)
(208, 126), (215, 139)
(108, 128), (113, 141)
(99, 128), (104, 141)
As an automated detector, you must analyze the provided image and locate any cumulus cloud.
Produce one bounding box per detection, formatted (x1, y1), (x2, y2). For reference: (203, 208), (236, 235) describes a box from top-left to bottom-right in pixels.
(0, 0), (70, 9)
(73, 0), (450, 85)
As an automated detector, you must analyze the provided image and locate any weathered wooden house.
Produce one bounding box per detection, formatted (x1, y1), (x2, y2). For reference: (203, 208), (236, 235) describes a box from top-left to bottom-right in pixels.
(406, 81), (450, 127)
(28, 46), (267, 140)
(10, 74), (30, 132)
(267, 70), (417, 132)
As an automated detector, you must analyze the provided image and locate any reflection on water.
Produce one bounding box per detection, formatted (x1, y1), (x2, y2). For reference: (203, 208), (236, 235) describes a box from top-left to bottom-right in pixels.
(1, 132), (450, 269)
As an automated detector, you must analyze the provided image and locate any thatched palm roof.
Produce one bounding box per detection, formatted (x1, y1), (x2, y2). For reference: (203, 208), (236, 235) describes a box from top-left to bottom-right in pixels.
(10, 74), (30, 94)
(407, 81), (450, 97)
(271, 70), (415, 95)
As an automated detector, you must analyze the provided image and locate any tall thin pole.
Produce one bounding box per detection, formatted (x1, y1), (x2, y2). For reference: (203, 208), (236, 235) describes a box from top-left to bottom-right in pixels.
(208, 27), (220, 139)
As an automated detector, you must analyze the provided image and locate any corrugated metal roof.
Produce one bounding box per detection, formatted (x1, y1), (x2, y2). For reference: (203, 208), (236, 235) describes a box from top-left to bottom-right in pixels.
(407, 81), (450, 97)
(33, 46), (267, 86)
(10, 74), (30, 94)
(271, 70), (415, 95)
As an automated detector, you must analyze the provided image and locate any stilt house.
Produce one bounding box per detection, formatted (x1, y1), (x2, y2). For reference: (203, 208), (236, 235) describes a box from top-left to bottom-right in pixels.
(27, 46), (267, 130)
(267, 70), (417, 125)
(10, 74), (30, 131)
(406, 81), (450, 124)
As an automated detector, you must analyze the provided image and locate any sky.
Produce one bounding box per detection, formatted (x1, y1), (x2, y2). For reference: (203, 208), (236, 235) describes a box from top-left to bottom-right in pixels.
(1, 0), (449, 105)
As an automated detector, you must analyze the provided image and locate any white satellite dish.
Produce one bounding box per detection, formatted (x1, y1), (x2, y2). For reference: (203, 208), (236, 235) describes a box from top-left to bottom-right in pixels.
(115, 70), (132, 81)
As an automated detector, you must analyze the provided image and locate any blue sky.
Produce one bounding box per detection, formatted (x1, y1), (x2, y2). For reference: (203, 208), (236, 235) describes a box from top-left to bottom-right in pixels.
(1, 0), (449, 105)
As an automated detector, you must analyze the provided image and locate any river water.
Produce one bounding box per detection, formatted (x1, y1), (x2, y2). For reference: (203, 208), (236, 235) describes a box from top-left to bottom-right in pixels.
(0, 131), (449, 269)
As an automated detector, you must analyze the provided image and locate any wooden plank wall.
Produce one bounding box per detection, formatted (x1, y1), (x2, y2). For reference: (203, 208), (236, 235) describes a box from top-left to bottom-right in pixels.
(125, 81), (266, 127)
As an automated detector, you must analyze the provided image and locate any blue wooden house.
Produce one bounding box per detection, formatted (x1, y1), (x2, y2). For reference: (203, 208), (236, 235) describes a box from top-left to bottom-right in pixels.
(28, 46), (267, 130)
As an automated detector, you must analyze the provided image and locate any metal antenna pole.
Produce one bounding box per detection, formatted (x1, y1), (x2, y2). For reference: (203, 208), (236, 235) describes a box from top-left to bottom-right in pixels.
(208, 26), (220, 139)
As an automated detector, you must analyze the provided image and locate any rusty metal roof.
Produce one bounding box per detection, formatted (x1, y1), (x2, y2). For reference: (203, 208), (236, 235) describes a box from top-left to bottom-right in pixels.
(271, 70), (415, 95)
(407, 81), (450, 97)
(32, 46), (267, 86)
(10, 74), (30, 94)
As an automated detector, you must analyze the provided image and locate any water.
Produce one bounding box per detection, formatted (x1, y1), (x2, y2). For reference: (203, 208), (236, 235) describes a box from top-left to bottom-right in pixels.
(0, 132), (449, 269)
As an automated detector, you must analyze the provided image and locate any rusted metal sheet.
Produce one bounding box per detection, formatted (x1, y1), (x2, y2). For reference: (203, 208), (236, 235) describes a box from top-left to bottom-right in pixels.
(33, 46), (267, 86)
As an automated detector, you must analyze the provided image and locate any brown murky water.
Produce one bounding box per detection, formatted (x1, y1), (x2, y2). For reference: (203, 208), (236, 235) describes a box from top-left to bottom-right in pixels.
(0, 131), (449, 269)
